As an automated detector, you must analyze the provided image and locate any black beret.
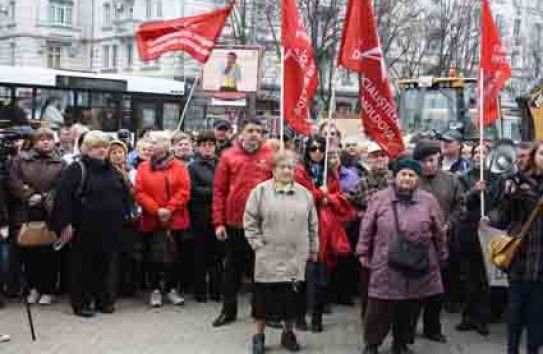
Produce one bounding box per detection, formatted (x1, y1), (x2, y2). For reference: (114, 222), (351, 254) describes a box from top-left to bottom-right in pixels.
(213, 119), (232, 130)
(413, 139), (441, 161)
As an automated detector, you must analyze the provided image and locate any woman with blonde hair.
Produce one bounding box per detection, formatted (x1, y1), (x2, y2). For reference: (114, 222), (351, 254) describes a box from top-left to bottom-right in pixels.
(135, 131), (191, 307)
(53, 131), (132, 317)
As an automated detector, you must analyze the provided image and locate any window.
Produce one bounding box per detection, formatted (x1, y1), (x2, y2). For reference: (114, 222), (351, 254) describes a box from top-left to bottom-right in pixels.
(102, 45), (110, 69)
(341, 70), (352, 86)
(103, 3), (111, 27)
(495, 14), (505, 37)
(8, 1), (15, 20)
(126, 43), (133, 68)
(114, 4), (122, 20)
(9, 43), (15, 66)
(156, 0), (162, 17)
(145, 0), (152, 18)
(49, 1), (73, 27)
(47, 44), (62, 69)
(112, 45), (118, 68)
(514, 18), (521, 38)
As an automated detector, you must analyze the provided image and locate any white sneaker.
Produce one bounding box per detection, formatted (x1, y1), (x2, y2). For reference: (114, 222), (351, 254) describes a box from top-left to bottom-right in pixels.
(27, 289), (39, 304)
(38, 294), (54, 306)
(0, 334), (10, 343)
(166, 289), (185, 306)
(150, 290), (162, 307)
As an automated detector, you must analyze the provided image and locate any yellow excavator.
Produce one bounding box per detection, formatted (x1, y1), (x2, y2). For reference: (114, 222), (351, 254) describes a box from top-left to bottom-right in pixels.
(516, 83), (543, 141)
(397, 74), (522, 141)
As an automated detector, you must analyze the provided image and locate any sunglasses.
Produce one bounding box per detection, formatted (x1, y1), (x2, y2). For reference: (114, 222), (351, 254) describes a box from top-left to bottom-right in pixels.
(310, 146), (323, 153)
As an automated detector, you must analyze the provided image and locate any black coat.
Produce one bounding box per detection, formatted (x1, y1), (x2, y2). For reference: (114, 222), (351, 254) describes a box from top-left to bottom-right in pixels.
(53, 156), (132, 252)
(188, 154), (216, 231)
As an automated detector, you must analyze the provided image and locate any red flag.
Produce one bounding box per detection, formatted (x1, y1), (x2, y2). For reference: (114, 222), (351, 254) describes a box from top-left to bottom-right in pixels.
(136, 4), (233, 64)
(281, 0), (318, 136)
(479, 0), (511, 126)
(338, 0), (404, 158)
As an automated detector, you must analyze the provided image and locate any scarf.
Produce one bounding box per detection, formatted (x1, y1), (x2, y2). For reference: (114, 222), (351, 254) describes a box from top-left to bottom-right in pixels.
(151, 152), (173, 171)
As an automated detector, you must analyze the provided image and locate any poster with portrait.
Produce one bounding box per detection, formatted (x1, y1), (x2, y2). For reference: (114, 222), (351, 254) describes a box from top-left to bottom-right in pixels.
(202, 46), (262, 93)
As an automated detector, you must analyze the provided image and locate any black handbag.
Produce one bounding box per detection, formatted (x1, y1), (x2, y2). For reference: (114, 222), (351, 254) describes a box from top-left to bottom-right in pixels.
(388, 201), (430, 279)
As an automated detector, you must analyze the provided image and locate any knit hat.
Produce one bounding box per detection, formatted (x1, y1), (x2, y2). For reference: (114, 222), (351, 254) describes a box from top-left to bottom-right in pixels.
(390, 159), (423, 176)
(108, 140), (128, 155)
(412, 139), (441, 161)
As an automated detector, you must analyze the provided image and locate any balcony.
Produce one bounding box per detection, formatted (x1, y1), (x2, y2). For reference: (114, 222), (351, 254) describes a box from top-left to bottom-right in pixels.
(112, 17), (141, 34)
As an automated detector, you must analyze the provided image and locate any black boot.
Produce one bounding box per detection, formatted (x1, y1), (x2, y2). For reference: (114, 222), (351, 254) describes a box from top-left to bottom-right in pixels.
(281, 331), (301, 352)
(392, 342), (414, 354)
(73, 304), (95, 318)
(311, 312), (323, 332)
(252, 333), (265, 354)
(212, 303), (237, 327)
(362, 344), (379, 354)
(212, 312), (236, 327)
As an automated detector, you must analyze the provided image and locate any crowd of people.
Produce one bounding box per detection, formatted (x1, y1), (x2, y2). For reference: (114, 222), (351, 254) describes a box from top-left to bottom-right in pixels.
(0, 116), (542, 354)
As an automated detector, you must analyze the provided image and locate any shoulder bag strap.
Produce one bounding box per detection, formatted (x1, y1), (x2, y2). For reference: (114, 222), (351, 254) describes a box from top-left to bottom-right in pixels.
(516, 197), (543, 240)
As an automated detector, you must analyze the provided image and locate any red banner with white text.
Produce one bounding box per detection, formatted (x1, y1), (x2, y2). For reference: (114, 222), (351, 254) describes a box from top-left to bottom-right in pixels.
(479, 0), (511, 126)
(338, 0), (404, 157)
(281, 0), (318, 136)
(136, 4), (233, 64)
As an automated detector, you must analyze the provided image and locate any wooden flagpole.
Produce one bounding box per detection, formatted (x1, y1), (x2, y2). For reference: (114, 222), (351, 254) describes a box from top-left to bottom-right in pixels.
(479, 68), (486, 219)
(280, 47), (285, 151)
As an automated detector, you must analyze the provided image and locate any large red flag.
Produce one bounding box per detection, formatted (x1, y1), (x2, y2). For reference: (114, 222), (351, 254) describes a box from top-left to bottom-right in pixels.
(281, 0), (318, 136)
(136, 4), (233, 64)
(479, 0), (511, 126)
(338, 0), (404, 158)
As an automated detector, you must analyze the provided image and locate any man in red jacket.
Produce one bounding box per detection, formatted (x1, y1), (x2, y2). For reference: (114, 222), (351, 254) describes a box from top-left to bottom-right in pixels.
(212, 117), (274, 327)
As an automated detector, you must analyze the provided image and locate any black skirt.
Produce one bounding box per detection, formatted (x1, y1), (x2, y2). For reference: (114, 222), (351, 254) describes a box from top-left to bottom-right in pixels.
(252, 282), (298, 322)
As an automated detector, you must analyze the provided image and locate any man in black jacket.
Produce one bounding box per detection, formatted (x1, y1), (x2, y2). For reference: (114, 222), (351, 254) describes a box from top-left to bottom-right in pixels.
(189, 130), (222, 302)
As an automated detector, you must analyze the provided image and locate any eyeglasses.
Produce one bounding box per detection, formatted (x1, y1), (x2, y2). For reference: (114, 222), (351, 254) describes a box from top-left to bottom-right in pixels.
(310, 146), (323, 153)
(345, 143), (357, 148)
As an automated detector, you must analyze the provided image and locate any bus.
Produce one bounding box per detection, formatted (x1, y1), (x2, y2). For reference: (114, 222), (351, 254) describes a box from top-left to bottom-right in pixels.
(0, 65), (185, 134)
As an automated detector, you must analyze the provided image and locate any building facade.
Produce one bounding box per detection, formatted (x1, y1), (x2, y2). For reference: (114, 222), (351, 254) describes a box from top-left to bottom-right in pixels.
(0, 0), (542, 130)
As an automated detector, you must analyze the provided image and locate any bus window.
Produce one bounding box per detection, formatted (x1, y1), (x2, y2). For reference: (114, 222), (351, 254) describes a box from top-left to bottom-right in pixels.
(163, 103), (181, 130)
(89, 92), (122, 132)
(35, 89), (74, 120)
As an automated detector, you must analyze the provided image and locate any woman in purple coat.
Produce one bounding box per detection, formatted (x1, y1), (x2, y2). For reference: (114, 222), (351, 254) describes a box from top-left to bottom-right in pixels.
(357, 159), (448, 354)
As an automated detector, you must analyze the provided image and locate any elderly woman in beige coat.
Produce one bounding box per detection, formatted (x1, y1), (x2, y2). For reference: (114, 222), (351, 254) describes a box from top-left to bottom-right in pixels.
(244, 151), (319, 354)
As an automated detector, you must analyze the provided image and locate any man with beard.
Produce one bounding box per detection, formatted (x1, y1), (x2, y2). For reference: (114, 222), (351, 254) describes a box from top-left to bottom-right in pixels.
(412, 139), (466, 343)
(212, 117), (274, 327)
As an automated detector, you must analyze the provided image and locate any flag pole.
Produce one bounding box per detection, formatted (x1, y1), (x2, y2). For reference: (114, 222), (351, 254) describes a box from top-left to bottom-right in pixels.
(479, 68), (486, 219)
(323, 68), (339, 182)
(177, 67), (202, 132)
(280, 47), (285, 151)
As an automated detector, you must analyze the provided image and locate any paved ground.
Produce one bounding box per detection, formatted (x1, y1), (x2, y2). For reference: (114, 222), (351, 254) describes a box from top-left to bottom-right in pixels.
(0, 295), (506, 354)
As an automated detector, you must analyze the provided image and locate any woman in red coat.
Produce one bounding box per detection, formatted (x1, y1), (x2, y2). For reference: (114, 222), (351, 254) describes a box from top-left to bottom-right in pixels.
(294, 135), (354, 333)
(135, 131), (191, 308)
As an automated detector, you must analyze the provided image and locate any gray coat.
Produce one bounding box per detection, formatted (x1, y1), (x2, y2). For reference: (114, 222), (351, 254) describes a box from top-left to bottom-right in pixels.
(244, 180), (319, 283)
